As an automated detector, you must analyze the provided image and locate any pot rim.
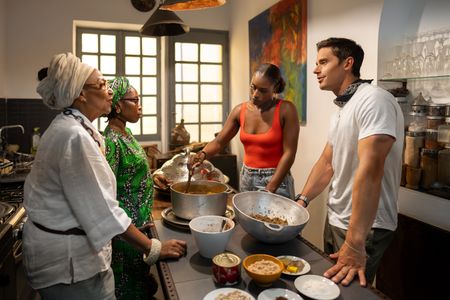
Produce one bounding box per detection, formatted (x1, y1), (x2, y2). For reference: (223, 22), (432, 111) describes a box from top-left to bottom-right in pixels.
(171, 180), (229, 195)
(232, 191), (310, 227)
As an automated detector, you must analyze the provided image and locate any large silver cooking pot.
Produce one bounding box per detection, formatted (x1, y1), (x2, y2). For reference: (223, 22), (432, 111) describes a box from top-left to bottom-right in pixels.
(232, 191), (309, 244)
(170, 180), (228, 220)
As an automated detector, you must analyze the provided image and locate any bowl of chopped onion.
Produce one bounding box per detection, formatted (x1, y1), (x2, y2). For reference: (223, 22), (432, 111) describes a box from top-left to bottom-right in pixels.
(242, 254), (283, 287)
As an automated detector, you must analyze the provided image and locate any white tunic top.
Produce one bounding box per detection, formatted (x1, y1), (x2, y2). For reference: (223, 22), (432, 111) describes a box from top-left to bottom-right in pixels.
(327, 83), (404, 231)
(23, 109), (131, 289)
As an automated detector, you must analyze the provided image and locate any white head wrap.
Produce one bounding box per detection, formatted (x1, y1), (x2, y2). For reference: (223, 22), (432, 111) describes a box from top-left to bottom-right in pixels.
(37, 52), (94, 110)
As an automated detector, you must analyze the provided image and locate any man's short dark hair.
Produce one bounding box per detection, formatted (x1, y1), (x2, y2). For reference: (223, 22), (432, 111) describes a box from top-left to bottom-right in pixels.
(316, 38), (364, 77)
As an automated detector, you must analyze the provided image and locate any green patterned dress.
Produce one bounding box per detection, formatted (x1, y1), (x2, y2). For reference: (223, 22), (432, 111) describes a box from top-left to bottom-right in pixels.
(104, 126), (154, 300)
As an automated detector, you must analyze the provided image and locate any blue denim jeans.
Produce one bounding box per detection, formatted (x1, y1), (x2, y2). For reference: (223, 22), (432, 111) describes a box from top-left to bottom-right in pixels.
(240, 164), (295, 199)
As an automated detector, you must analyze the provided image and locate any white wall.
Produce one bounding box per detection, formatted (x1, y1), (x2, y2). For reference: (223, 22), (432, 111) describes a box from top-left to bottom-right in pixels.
(0, 0), (6, 97)
(228, 0), (384, 248)
(4, 0), (230, 99)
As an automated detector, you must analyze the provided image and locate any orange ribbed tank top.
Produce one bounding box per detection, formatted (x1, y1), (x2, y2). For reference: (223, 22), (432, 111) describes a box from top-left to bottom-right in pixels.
(240, 100), (283, 168)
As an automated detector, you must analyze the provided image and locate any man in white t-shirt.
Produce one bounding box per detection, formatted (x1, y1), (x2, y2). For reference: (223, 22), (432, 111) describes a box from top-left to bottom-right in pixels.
(296, 38), (404, 287)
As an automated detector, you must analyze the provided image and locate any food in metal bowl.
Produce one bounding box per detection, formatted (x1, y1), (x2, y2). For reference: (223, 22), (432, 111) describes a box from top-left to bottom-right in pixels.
(250, 213), (288, 225)
(232, 191), (309, 244)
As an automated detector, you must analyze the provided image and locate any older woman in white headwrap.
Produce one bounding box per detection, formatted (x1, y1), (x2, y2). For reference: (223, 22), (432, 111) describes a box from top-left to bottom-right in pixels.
(23, 53), (186, 300)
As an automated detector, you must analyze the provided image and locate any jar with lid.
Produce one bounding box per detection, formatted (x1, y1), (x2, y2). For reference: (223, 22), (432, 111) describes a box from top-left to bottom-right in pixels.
(404, 131), (425, 168)
(445, 104), (450, 117)
(437, 123), (450, 145)
(427, 102), (446, 116)
(425, 129), (440, 149)
(408, 112), (427, 132)
(437, 145), (450, 186)
(426, 116), (445, 130)
(420, 148), (439, 189)
(410, 92), (428, 114)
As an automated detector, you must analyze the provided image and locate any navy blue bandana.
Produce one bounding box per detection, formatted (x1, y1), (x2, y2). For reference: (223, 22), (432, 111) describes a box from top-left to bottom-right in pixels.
(334, 79), (373, 107)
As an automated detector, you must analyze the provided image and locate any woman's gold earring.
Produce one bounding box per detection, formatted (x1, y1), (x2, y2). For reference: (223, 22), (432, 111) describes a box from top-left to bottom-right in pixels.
(116, 108), (121, 114)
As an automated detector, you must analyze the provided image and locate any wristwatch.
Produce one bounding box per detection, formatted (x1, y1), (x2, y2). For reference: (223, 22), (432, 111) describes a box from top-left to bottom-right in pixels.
(295, 194), (310, 207)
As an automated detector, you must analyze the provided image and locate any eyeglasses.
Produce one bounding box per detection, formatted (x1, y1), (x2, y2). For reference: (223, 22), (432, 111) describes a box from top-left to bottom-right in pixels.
(83, 79), (110, 91)
(121, 97), (140, 105)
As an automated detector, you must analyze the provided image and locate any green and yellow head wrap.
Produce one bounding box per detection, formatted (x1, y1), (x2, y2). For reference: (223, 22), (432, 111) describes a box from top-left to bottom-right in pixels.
(108, 76), (130, 108)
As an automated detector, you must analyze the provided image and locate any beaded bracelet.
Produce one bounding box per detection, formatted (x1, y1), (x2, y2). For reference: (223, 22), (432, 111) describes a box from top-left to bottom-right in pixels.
(143, 238), (162, 265)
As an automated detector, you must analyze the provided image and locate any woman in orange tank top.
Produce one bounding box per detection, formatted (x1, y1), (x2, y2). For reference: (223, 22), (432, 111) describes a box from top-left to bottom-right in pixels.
(192, 64), (299, 199)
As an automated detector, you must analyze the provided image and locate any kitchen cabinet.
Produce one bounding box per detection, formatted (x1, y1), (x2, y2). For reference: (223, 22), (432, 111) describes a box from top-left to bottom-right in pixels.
(376, 214), (450, 300)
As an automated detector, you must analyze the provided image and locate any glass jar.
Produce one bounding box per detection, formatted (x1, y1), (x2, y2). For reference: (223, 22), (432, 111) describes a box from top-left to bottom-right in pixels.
(426, 116), (445, 130)
(425, 129), (439, 149)
(404, 131), (425, 168)
(427, 103), (446, 116)
(420, 148), (439, 189)
(437, 146), (450, 186)
(408, 112), (427, 132)
(437, 123), (450, 145)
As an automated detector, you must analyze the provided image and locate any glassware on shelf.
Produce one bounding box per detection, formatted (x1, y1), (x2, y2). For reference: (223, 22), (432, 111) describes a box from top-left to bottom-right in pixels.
(404, 131), (425, 168)
(421, 148), (439, 190)
(437, 145), (450, 186)
(425, 129), (440, 150)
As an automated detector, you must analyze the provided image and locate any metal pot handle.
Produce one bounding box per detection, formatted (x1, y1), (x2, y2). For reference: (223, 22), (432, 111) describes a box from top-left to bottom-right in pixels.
(225, 184), (238, 194)
(264, 222), (284, 231)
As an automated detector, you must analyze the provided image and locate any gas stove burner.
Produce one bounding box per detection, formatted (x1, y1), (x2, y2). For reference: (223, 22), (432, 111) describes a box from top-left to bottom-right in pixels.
(0, 202), (15, 224)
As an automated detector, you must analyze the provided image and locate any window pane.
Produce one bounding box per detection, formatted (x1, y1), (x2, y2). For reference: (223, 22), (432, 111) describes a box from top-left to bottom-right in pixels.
(142, 37), (157, 55)
(100, 55), (116, 75)
(175, 42), (198, 62)
(175, 63), (198, 82)
(201, 124), (222, 142)
(201, 104), (222, 122)
(82, 33), (98, 53)
(125, 56), (141, 75)
(143, 57), (157, 75)
(142, 77), (157, 95)
(100, 35), (116, 54)
(81, 55), (98, 69)
(201, 84), (222, 102)
(176, 104), (198, 123)
(176, 84), (198, 102)
(128, 121), (141, 135)
(200, 64), (222, 82)
(125, 36), (140, 55)
(185, 124), (199, 143)
(142, 96), (157, 114)
(142, 116), (157, 134)
(200, 44), (222, 63)
(128, 77), (141, 94)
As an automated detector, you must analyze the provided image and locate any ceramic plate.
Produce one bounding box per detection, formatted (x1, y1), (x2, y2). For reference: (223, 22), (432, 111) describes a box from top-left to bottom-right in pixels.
(277, 255), (311, 276)
(294, 275), (340, 300)
(203, 287), (255, 300)
(161, 206), (235, 230)
(257, 288), (303, 300)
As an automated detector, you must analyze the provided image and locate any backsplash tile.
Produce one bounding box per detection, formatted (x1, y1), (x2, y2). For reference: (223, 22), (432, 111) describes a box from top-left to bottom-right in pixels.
(0, 99), (59, 153)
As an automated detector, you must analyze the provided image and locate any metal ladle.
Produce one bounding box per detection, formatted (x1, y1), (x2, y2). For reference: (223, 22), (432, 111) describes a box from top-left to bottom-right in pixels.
(184, 148), (194, 193)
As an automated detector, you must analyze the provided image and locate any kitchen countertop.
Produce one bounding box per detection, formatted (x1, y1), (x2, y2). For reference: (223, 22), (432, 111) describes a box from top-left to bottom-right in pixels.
(152, 220), (388, 300)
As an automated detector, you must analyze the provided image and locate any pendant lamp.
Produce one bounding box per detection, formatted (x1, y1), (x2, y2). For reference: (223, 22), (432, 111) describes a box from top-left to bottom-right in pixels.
(160, 0), (226, 11)
(140, 8), (190, 36)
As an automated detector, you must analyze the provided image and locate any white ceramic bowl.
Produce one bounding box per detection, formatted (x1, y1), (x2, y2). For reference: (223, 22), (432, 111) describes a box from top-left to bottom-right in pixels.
(189, 215), (235, 259)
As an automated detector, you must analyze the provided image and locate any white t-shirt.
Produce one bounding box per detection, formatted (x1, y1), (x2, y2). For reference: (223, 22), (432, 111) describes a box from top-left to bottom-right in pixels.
(327, 83), (404, 231)
(23, 109), (131, 289)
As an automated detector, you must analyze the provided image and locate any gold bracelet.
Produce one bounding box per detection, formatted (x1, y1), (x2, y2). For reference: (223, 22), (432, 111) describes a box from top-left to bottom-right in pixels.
(344, 240), (367, 257)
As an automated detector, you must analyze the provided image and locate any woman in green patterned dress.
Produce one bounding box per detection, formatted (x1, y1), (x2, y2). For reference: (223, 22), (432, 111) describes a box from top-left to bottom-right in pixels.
(104, 77), (186, 299)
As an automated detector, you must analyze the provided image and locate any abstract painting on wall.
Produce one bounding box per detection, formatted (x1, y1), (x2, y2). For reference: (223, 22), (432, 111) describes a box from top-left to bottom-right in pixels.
(249, 0), (307, 122)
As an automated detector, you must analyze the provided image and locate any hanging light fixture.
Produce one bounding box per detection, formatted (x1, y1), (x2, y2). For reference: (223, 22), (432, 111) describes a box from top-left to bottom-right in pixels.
(139, 7), (190, 36)
(160, 0), (226, 11)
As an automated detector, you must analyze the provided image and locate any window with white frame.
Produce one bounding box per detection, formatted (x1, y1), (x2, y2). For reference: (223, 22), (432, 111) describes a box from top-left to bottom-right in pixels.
(76, 27), (229, 144)
(168, 29), (229, 144)
(76, 28), (161, 141)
